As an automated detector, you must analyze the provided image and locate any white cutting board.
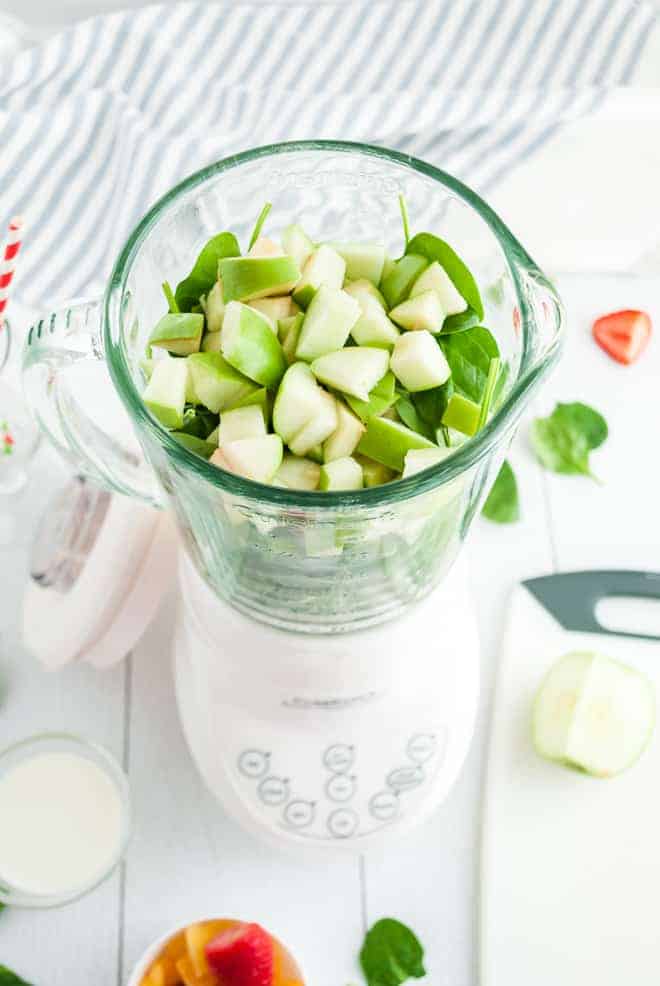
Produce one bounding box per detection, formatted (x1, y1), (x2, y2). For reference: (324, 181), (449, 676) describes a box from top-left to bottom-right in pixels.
(481, 582), (660, 986)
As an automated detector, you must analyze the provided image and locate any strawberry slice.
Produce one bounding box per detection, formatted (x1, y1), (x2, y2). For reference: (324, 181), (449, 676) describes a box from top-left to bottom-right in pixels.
(205, 923), (274, 986)
(592, 309), (651, 365)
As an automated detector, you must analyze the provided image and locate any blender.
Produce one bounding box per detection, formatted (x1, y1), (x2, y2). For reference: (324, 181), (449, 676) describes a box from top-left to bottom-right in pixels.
(21, 142), (562, 851)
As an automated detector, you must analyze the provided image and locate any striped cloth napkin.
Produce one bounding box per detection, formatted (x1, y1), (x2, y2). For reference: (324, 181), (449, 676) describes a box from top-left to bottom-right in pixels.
(0, 0), (656, 308)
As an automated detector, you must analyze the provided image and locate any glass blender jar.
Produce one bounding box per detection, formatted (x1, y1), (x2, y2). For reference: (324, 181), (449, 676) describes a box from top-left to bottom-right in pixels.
(22, 142), (562, 848)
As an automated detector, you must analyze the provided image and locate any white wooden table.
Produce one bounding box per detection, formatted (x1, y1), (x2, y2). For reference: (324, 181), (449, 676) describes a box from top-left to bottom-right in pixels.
(1, 272), (659, 985)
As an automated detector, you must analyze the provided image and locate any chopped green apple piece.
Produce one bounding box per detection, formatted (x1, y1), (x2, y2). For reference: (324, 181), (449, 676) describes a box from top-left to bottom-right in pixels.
(143, 357), (188, 428)
(273, 453), (321, 490)
(380, 254), (396, 284)
(212, 434), (283, 484)
(172, 432), (216, 459)
(345, 281), (400, 349)
(273, 362), (325, 444)
(533, 651), (655, 777)
(311, 347), (390, 401)
(441, 392), (481, 436)
(249, 296), (298, 324)
(201, 280), (225, 333)
(288, 390), (338, 456)
(207, 424), (219, 444)
(247, 236), (282, 258)
(307, 444), (324, 464)
(221, 301), (287, 387)
(355, 454), (396, 487)
(410, 260), (468, 316)
(217, 405), (266, 445)
(320, 456), (363, 491)
(380, 254), (428, 308)
(345, 371), (397, 422)
(344, 278), (387, 308)
(390, 290), (445, 333)
(201, 331), (223, 353)
(224, 386), (270, 421)
(279, 313), (304, 364)
(323, 400), (365, 462)
(325, 242), (385, 285)
(390, 331), (451, 392)
(219, 256), (300, 302)
(187, 352), (258, 413)
(185, 363), (200, 404)
(402, 446), (453, 478)
(149, 312), (204, 356)
(293, 245), (345, 308)
(281, 224), (315, 270)
(295, 285), (360, 362)
(357, 415), (435, 471)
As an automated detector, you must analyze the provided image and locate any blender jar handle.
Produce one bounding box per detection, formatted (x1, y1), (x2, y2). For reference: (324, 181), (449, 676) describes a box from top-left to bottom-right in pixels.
(22, 298), (162, 505)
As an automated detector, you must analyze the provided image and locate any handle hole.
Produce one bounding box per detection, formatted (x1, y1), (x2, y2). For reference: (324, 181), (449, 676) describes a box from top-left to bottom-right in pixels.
(595, 596), (660, 638)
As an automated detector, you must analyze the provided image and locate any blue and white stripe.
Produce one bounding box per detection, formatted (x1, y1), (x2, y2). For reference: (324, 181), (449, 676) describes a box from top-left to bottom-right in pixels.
(0, 0), (656, 306)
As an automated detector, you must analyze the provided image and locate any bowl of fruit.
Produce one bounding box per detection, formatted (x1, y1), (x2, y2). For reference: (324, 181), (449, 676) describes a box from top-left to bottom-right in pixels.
(130, 917), (304, 986)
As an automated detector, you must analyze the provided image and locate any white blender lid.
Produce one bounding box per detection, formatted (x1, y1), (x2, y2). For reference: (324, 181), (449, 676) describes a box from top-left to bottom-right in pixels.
(22, 477), (177, 670)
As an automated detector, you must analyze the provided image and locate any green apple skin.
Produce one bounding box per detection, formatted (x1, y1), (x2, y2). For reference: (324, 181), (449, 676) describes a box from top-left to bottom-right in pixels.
(149, 312), (204, 355)
(221, 302), (287, 388)
(292, 245), (346, 309)
(219, 256), (300, 302)
(272, 362), (326, 445)
(356, 415), (436, 471)
(345, 370), (397, 422)
(323, 401), (365, 462)
(380, 254), (428, 309)
(355, 454), (397, 487)
(441, 393), (481, 436)
(202, 280), (225, 332)
(281, 224), (315, 270)
(310, 347), (390, 402)
(324, 242), (385, 285)
(143, 358), (188, 428)
(187, 351), (258, 413)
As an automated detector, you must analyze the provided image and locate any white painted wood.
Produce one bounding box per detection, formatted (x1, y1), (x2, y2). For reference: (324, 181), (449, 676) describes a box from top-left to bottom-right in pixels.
(1, 271), (658, 986)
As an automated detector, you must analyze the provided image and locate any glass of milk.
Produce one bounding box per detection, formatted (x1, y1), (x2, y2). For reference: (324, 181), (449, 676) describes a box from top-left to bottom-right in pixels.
(0, 733), (131, 907)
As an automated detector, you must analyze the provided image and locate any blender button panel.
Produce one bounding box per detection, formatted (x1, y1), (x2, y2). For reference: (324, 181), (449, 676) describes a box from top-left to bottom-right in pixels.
(369, 790), (399, 822)
(327, 808), (359, 839)
(323, 744), (355, 773)
(284, 800), (315, 828)
(238, 749), (270, 779)
(386, 766), (425, 793)
(257, 775), (289, 805)
(325, 773), (356, 802)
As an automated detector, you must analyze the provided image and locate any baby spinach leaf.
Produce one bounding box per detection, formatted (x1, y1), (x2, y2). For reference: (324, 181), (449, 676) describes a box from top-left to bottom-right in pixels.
(530, 402), (607, 479)
(180, 406), (219, 439)
(0, 966), (34, 986)
(360, 918), (426, 986)
(395, 392), (434, 439)
(411, 379), (454, 429)
(248, 202), (272, 251)
(162, 280), (179, 313)
(406, 232), (483, 319)
(439, 326), (499, 403)
(174, 232), (240, 311)
(482, 460), (520, 523)
(441, 307), (481, 334)
(399, 194), (411, 247)
(476, 357), (501, 431)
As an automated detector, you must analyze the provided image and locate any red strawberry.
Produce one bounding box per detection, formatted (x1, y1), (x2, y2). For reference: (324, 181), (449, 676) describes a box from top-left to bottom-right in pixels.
(205, 922), (274, 986)
(592, 309), (651, 365)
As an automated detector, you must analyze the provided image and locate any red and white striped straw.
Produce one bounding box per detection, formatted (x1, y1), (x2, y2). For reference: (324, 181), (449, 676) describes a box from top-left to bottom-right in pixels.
(0, 216), (24, 330)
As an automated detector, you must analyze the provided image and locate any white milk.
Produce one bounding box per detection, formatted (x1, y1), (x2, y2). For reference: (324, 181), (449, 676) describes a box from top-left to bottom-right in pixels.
(0, 751), (123, 896)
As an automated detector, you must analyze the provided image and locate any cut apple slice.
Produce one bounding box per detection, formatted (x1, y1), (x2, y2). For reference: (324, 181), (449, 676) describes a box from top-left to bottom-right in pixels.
(389, 290), (445, 333)
(249, 296), (298, 325)
(288, 390), (338, 456)
(441, 392), (480, 436)
(323, 400), (365, 462)
(402, 446), (453, 477)
(355, 453), (396, 487)
(533, 651), (655, 777)
(217, 404), (266, 445)
(273, 453), (321, 490)
(201, 331), (222, 353)
(390, 330), (451, 392)
(187, 352), (258, 413)
(295, 285), (360, 362)
(410, 260), (468, 316)
(281, 223), (315, 270)
(273, 362), (325, 445)
(149, 312), (204, 356)
(324, 241), (385, 285)
(310, 347), (390, 401)
(345, 280), (399, 349)
(143, 357), (188, 429)
(293, 244), (345, 308)
(356, 415), (435, 471)
(212, 435), (283, 483)
(320, 455), (363, 491)
(221, 302), (287, 387)
(219, 256), (300, 302)
(380, 254), (427, 308)
(201, 280), (225, 333)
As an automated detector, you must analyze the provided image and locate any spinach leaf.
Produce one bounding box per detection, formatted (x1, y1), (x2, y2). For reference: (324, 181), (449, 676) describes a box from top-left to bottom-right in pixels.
(439, 326), (499, 403)
(406, 232), (483, 319)
(395, 392), (434, 439)
(180, 406), (219, 439)
(530, 402), (607, 479)
(411, 379), (454, 430)
(248, 202), (272, 251)
(399, 194), (411, 247)
(174, 232), (240, 311)
(0, 966), (34, 986)
(441, 307), (481, 334)
(482, 460), (520, 523)
(360, 918), (426, 986)
(476, 357), (501, 431)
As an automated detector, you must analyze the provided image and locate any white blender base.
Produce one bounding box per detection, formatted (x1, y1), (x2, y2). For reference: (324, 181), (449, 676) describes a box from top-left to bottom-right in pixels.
(174, 555), (479, 853)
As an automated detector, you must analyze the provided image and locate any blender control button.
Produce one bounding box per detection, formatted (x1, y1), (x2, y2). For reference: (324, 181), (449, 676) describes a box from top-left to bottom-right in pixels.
(284, 800), (315, 828)
(386, 766), (425, 793)
(327, 808), (359, 839)
(406, 733), (437, 764)
(369, 790), (399, 822)
(325, 773), (356, 802)
(238, 749), (270, 779)
(323, 744), (355, 773)
(257, 775), (289, 806)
